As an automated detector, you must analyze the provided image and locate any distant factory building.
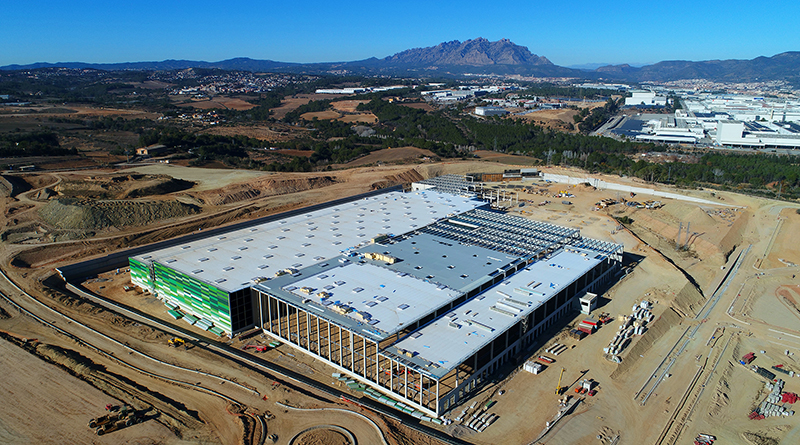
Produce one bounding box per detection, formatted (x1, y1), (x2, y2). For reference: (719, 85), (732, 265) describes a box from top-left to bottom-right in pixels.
(715, 120), (800, 148)
(625, 90), (667, 107)
(474, 106), (509, 117)
(315, 88), (367, 94)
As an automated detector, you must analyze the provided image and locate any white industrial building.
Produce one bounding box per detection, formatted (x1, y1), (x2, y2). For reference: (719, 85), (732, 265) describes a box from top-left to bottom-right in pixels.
(474, 106), (509, 117)
(128, 176), (622, 419)
(635, 116), (704, 144)
(716, 120), (800, 148)
(625, 90), (667, 107)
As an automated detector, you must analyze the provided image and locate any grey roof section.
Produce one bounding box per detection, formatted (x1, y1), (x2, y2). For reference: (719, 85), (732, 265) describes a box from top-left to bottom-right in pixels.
(254, 205), (622, 379)
(132, 189), (486, 293)
(387, 246), (605, 379)
(358, 232), (518, 293)
(257, 258), (464, 339)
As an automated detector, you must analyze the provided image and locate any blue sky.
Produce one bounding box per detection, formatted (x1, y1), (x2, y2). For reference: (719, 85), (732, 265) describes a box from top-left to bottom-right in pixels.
(3, 1), (798, 67)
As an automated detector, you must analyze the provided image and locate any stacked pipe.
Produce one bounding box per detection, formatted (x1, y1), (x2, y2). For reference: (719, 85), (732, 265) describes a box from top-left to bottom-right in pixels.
(548, 344), (569, 356)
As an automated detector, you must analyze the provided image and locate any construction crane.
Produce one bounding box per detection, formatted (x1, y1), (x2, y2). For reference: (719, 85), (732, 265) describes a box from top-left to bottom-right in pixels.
(555, 368), (565, 395)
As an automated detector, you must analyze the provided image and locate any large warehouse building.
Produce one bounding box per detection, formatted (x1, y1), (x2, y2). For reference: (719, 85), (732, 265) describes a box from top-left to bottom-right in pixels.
(130, 179), (622, 417)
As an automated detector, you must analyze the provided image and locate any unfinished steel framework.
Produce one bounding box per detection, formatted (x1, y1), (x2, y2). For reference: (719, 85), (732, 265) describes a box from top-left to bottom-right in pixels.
(128, 181), (622, 418)
(255, 205), (621, 418)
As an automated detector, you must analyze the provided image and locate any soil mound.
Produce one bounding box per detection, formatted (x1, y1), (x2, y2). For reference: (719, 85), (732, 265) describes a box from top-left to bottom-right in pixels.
(610, 306), (682, 378)
(39, 198), (200, 230)
(192, 175), (338, 206)
(53, 174), (195, 200)
(295, 428), (351, 445)
(673, 281), (705, 317)
(685, 207), (718, 227)
(0, 174), (32, 197)
(369, 169), (424, 190)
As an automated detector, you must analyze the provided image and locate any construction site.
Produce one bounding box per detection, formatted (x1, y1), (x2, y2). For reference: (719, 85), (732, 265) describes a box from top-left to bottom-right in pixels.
(2, 159), (800, 445)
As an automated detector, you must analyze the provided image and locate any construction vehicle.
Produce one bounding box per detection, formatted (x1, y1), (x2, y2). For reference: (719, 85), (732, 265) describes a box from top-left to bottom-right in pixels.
(167, 337), (185, 348)
(96, 411), (141, 435)
(555, 368), (565, 395)
(243, 344), (268, 352)
(88, 405), (132, 429)
(89, 405), (143, 435)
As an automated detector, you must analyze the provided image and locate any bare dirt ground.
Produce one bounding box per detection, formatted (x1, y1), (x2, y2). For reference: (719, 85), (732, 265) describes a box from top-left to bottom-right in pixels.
(300, 110), (341, 120)
(118, 165), (274, 191)
(513, 108), (579, 132)
(269, 94), (341, 120)
(199, 123), (311, 143)
(2, 157), (800, 445)
(400, 102), (435, 112)
(511, 102), (608, 132)
(200, 125), (287, 142)
(334, 146), (436, 168)
(177, 97), (256, 111)
(0, 338), (189, 444)
(331, 100), (368, 113)
(472, 150), (540, 165)
(338, 113), (378, 123)
(0, 105), (160, 119)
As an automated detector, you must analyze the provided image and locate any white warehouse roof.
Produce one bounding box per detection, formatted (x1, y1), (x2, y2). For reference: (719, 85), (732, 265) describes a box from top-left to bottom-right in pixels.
(132, 190), (485, 293)
(388, 247), (604, 378)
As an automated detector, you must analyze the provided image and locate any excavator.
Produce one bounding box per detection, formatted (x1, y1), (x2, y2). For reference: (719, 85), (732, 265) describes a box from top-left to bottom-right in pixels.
(242, 344), (268, 352)
(167, 337), (185, 348)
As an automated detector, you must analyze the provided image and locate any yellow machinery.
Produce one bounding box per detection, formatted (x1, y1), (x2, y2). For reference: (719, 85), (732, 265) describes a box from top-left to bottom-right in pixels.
(555, 368), (565, 395)
(167, 337), (185, 348)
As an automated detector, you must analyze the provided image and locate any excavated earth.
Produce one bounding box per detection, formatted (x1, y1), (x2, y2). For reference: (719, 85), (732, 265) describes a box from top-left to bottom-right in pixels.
(53, 174), (195, 200)
(38, 198), (200, 230)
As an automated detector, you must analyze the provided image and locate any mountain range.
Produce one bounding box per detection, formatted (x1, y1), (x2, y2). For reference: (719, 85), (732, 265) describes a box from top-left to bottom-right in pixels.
(3, 38), (799, 85)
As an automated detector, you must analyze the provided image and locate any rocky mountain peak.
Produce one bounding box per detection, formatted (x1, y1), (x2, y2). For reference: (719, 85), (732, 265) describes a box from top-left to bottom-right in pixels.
(383, 38), (552, 66)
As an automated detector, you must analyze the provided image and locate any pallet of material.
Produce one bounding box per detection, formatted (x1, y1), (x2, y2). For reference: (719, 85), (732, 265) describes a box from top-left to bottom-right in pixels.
(570, 329), (588, 340)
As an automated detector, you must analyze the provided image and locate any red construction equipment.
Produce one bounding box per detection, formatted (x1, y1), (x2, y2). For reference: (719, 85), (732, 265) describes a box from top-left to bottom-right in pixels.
(242, 344), (268, 352)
